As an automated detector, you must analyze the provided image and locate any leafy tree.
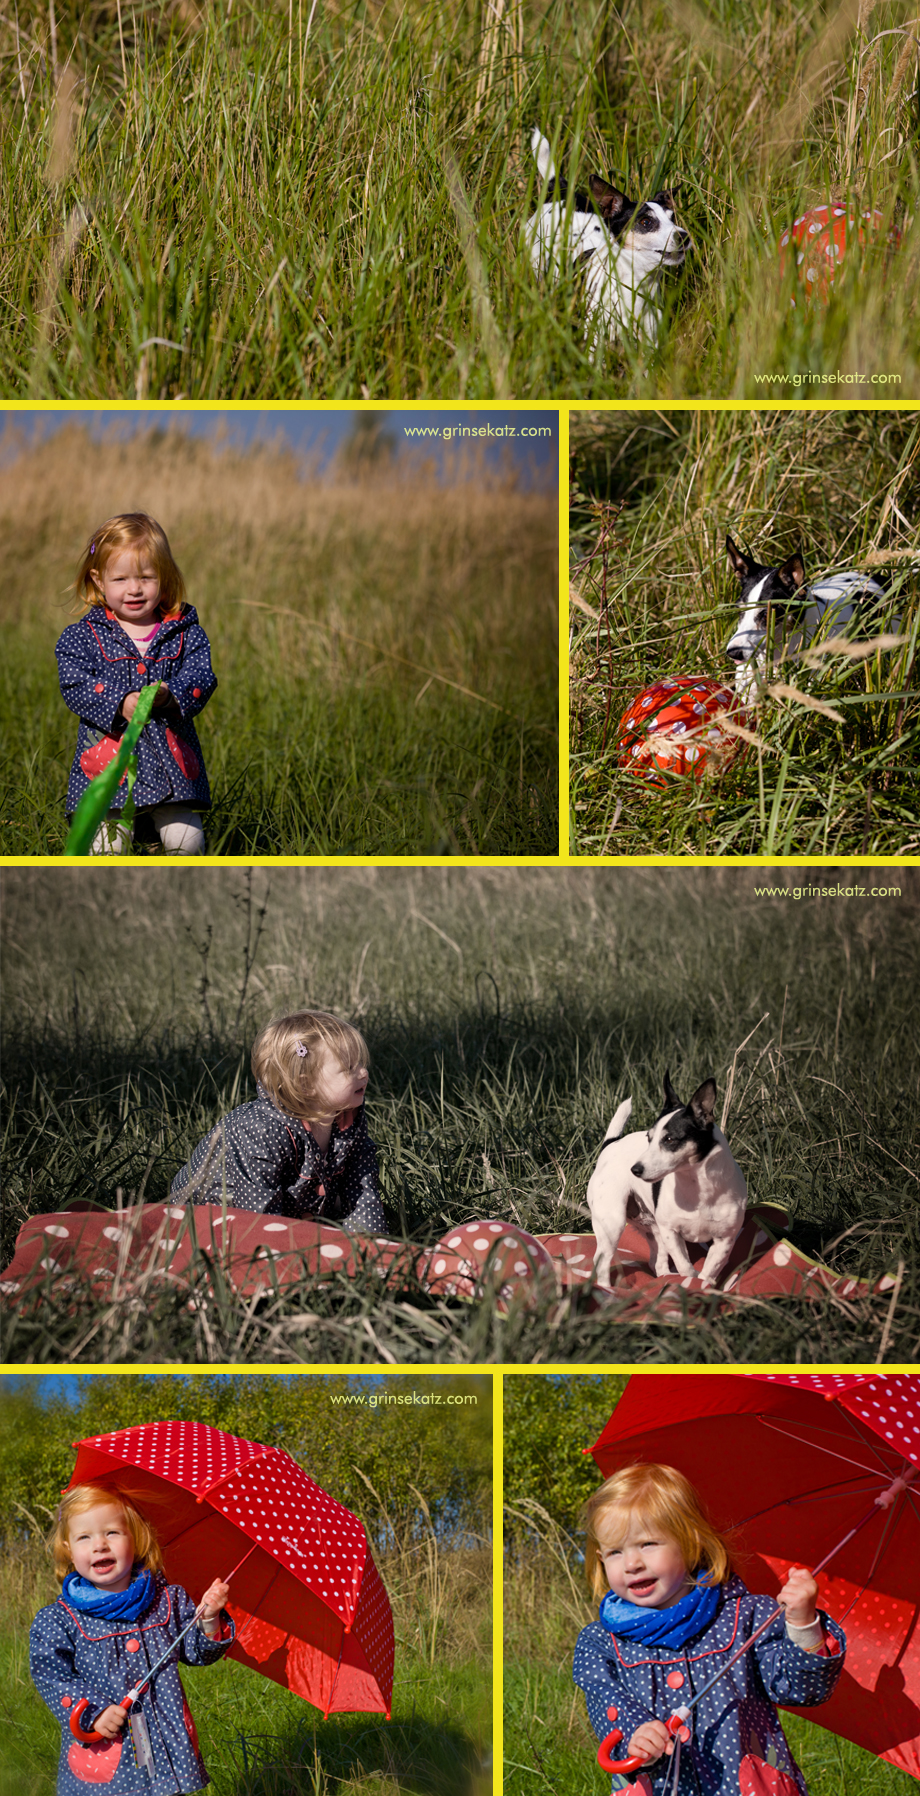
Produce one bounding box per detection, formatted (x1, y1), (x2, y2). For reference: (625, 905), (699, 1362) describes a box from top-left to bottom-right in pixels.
(0, 1376), (491, 1550)
(503, 1374), (629, 1540)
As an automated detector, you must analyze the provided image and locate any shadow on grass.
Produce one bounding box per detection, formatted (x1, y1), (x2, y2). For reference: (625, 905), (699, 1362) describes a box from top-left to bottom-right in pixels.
(226, 1711), (485, 1796)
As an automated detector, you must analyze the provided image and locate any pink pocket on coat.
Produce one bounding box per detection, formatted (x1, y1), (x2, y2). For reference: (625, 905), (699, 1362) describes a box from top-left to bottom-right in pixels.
(740, 1754), (801, 1795)
(67, 1738), (123, 1783)
(166, 729), (200, 780)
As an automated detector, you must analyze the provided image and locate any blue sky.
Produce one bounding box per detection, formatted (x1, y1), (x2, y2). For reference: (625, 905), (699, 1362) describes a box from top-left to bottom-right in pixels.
(0, 409), (558, 488)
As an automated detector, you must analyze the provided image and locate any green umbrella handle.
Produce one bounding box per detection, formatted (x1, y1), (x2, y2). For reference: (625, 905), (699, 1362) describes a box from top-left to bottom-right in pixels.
(64, 683), (162, 856)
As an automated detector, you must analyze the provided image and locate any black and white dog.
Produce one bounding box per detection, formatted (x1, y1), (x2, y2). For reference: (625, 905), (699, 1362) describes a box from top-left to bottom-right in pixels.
(725, 536), (898, 699)
(523, 129), (691, 350)
(587, 1073), (747, 1290)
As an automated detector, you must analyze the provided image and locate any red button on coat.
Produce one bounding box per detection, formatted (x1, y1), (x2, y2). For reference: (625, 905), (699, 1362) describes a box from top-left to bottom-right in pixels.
(61, 1695), (72, 1707)
(607, 1706), (618, 1721)
(192, 687), (201, 698)
(136, 663), (146, 674)
(125, 1639), (140, 1652)
(94, 683), (104, 693)
(666, 1670), (684, 1689)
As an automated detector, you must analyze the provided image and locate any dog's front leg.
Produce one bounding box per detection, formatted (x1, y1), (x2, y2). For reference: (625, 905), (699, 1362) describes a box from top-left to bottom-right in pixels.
(697, 1233), (740, 1288)
(653, 1230), (696, 1279)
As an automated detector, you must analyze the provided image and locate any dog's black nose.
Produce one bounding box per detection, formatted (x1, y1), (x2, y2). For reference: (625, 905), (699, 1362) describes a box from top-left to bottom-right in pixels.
(725, 646), (747, 664)
(630, 1161), (645, 1178)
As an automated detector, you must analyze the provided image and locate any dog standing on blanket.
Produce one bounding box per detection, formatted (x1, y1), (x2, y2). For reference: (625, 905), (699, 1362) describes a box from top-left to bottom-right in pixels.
(725, 536), (900, 700)
(587, 1073), (747, 1289)
(523, 129), (691, 349)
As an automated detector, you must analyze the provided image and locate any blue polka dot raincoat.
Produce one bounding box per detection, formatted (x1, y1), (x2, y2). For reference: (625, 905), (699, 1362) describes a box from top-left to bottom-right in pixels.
(55, 608), (216, 815)
(170, 1089), (385, 1232)
(30, 1573), (234, 1795)
(574, 1576), (846, 1796)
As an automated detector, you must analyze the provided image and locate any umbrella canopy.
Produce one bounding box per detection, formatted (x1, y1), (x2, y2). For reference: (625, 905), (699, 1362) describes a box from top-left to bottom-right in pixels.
(67, 1419), (394, 1719)
(587, 1374), (920, 1781)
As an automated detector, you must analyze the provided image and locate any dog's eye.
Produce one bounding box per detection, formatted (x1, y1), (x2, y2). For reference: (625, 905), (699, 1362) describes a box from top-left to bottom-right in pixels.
(754, 610), (767, 628)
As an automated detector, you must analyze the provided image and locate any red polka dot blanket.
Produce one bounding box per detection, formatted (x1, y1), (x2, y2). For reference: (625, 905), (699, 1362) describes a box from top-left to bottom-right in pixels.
(1, 1202), (890, 1320)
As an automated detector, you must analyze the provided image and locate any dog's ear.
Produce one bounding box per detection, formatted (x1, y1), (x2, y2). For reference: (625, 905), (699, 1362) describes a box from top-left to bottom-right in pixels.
(688, 1079), (717, 1126)
(776, 549), (806, 592)
(588, 176), (633, 227)
(662, 1069), (683, 1114)
(726, 535), (753, 580)
(652, 189), (676, 213)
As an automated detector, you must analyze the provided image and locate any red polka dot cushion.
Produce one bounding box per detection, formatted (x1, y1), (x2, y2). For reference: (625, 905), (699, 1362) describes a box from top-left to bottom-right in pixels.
(618, 677), (752, 784)
(778, 204), (901, 304)
(420, 1220), (555, 1310)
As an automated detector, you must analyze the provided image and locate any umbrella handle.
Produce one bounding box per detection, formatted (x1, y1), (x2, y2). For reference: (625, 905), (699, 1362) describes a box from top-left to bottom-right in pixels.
(69, 1697), (132, 1744)
(597, 1733), (647, 1774)
(598, 1709), (689, 1775)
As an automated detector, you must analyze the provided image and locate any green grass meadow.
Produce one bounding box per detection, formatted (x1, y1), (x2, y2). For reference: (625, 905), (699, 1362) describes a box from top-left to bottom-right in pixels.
(0, 1374), (492, 1796)
(503, 1374), (917, 1796)
(0, 422), (558, 856)
(2, 865), (918, 1363)
(2, 0), (920, 395)
(569, 409), (920, 857)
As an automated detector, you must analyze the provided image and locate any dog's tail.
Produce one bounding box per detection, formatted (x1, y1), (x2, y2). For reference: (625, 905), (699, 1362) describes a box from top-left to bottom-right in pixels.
(603, 1098), (633, 1142)
(531, 129), (556, 184)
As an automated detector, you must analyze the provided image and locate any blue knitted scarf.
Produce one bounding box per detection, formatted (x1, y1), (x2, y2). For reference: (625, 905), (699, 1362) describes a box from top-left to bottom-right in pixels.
(600, 1577), (721, 1649)
(62, 1567), (155, 1621)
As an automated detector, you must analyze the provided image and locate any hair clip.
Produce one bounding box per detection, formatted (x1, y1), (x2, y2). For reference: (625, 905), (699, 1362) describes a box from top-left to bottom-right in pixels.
(294, 1041), (309, 1058)
(89, 541), (96, 555)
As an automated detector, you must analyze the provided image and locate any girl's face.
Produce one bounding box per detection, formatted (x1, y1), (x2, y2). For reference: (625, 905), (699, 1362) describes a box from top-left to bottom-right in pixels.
(597, 1510), (690, 1610)
(312, 1044), (369, 1117)
(68, 1501), (136, 1592)
(93, 547), (162, 626)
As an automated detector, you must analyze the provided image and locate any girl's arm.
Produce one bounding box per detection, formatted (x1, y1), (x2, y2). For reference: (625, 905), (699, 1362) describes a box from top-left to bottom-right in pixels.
(171, 1584), (236, 1664)
(29, 1609), (118, 1735)
(749, 1593), (846, 1707)
(336, 1133), (386, 1234)
(163, 622), (217, 719)
(56, 625), (129, 733)
(573, 1623), (659, 1755)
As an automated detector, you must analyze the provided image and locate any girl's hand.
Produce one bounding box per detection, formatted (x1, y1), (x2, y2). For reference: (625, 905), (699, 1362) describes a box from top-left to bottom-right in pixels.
(152, 684), (172, 708)
(778, 1565), (818, 1628)
(121, 692), (139, 721)
(627, 1721), (674, 1765)
(198, 1579), (231, 1633)
(93, 1705), (128, 1739)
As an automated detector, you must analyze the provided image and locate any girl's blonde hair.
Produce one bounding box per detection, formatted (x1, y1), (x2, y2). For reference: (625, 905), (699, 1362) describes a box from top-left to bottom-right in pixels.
(51, 1484), (164, 1585)
(73, 513), (187, 618)
(581, 1463), (732, 1603)
(253, 1009), (369, 1122)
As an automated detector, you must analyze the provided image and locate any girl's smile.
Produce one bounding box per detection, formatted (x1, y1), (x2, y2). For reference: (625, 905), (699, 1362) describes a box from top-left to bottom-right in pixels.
(597, 1515), (690, 1610)
(68, 1501), (136, 1592)
(93, 548), (163, 627)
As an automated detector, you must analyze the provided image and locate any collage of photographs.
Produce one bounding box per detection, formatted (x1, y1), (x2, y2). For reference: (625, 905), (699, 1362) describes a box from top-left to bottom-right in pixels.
(1, 0), (919, 1788)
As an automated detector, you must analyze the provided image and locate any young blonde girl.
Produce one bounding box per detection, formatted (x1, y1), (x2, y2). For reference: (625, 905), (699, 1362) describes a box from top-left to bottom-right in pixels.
(30, 1485), (233, 1795)
(574, 1464), (846, 1795)
(171, 1009), (385, 1231)
(55, 513), (217, 854)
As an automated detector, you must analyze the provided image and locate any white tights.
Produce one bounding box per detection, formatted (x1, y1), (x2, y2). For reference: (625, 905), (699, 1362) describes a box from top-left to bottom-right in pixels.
(90, 805), (206, 856)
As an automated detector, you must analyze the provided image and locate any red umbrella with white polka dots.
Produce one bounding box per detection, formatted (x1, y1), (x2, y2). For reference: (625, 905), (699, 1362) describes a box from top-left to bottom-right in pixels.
(66, 1420), (394, 1718)
(587, 1373), (920, 1780)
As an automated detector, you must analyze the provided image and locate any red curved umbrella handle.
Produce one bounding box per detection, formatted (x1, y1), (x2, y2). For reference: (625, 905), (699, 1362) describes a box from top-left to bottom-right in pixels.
(69, 1697), (130, 1743)
(597, 1731), (647, 1774)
